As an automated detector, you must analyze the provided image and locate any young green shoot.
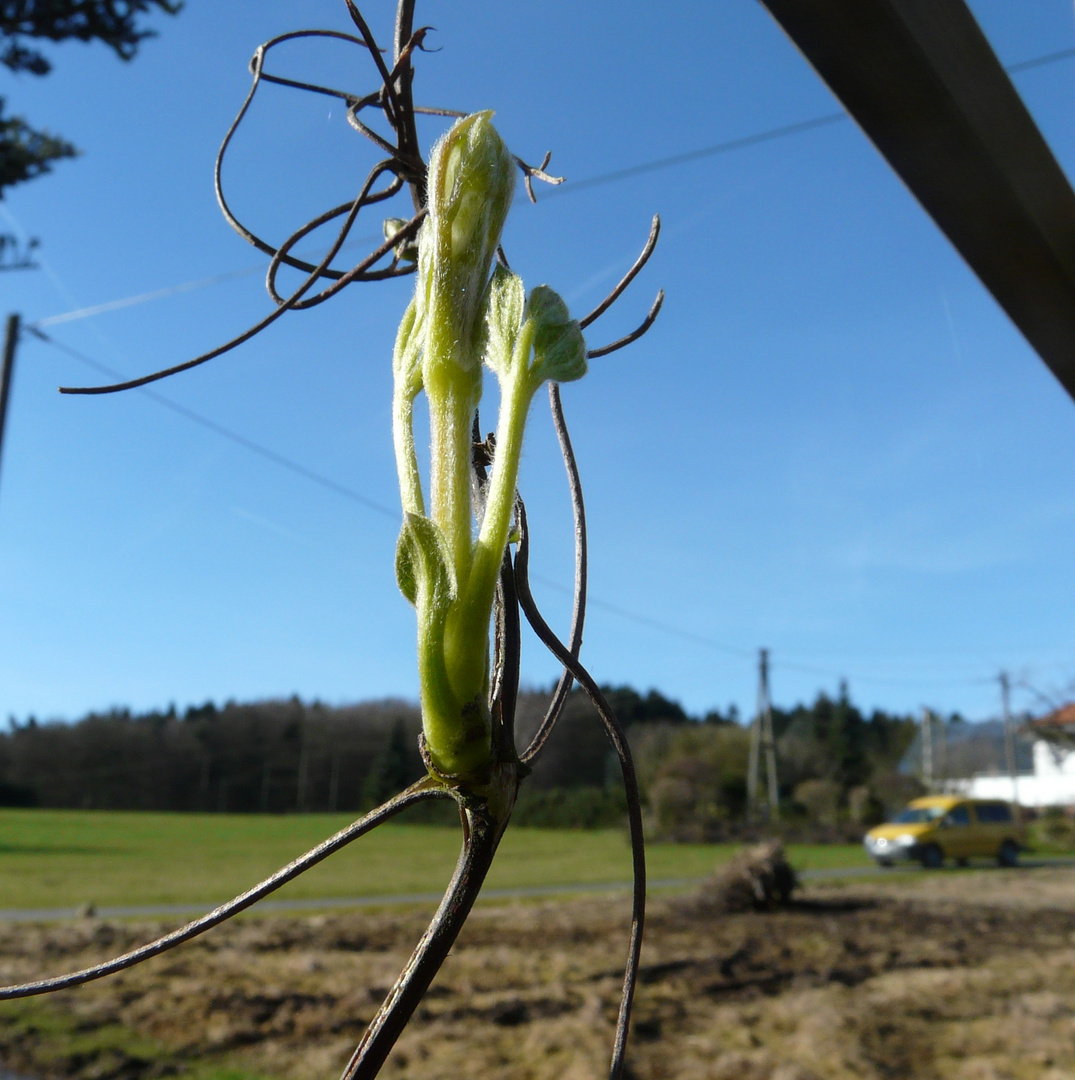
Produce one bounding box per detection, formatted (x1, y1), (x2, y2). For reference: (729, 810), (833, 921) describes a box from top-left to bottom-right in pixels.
(393, 111), (587, 784)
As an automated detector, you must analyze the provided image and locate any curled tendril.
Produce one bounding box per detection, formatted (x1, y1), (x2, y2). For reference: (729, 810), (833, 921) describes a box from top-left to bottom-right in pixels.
(59, 0), (659, 396)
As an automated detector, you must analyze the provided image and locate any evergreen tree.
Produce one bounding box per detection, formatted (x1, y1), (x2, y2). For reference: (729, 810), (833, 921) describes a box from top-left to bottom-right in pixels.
(1, 1), (181, 196)
(361, 717), (413, 810)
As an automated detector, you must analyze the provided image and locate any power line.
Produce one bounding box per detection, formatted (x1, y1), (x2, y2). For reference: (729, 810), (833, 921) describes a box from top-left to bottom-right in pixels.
(527, 574), (754, 659)
(528, 572), (988, 690)
(24, 42), (1075, 332)
(28, 325), (1014, 698)
(561, 113), (846, 195)
(1004, 45), (1075, 74)
(559, 46), (1075, 196)
(25, 328), (398, 520)
(29, 113), (850, 328)
(35, 117), (844, 327)
(33, 326), (756, 661)
(30, 331), (751, 670)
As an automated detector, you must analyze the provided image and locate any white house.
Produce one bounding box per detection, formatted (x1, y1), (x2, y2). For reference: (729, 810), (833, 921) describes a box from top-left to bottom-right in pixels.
(957, 704), (1075, 808)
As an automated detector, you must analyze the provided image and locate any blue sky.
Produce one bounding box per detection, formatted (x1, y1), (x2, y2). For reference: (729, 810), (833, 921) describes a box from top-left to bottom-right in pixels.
(2, 1), (1074, 725)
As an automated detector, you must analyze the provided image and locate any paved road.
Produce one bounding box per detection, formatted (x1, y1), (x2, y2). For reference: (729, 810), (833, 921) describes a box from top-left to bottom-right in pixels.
(798, 855), (1075, 881)
(2, 857), (1073, 923)
(0, 879), (694, 923)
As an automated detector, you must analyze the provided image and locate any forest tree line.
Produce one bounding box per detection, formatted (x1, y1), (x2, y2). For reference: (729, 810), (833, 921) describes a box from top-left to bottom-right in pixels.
(0, 684), (950, 836)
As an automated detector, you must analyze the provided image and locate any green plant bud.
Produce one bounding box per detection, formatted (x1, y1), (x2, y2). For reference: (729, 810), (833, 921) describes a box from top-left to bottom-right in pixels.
(481, 265), (525, 379)
(527, 285), (587, 384)
(383, 217), (418, 263)
(423, 111), (516, 367)
(392, 298), (423, 397)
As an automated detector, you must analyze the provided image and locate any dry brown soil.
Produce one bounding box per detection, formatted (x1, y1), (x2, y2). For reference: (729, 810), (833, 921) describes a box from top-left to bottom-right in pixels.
(4, 867), (1075, 1080)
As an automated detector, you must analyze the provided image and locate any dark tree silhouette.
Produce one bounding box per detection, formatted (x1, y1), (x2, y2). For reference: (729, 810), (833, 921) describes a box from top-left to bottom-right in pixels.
(0, 0), (181, 197)
(361, 717), (417, 811)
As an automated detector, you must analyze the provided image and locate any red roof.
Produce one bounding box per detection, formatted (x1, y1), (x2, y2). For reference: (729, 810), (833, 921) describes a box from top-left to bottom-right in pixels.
(1029, 703), (1075, 730)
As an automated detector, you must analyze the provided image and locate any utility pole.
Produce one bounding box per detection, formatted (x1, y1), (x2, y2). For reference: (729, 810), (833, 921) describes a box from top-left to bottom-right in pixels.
(748, 648), (780, 821)
(937, 711), (948, 790)
(920, 707), (933, 790)
(0, 313), (19, 502)
(1000, 671), (1020, 808)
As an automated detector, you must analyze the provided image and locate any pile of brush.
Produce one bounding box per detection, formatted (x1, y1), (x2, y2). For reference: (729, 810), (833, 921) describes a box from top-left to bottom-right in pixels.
(681, 839), (798, 914)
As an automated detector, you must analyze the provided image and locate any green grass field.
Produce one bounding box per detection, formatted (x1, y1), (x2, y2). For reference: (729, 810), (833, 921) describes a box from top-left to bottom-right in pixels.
(0, 809), (874, 911)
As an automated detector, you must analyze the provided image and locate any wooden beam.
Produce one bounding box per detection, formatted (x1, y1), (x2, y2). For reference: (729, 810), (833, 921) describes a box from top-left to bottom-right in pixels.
(758, 0), (1075, 402)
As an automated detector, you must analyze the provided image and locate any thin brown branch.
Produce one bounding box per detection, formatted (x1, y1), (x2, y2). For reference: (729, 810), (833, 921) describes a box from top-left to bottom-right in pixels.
(264, 164), (408, 308)
(514, 150), (564, 204)
(255, 70), (362, 107)
(580, 215), (661, 330)
(346, 100), (407, 160)
(215, 31), (377, 275)
(58, 206), (425, 394)
(514, 499), (645, 1080)
(0, 778), (448, 1000)
(521, 384), (587, 765)
(343, 0), (402, 127)
(392, 0), (425, 209)
(341, 781), (516, 1080)
(492, 539), (523, 765)
(412, 104), (467, 118)
(586, 289), (664, 359)
(262, 180), (406, 302)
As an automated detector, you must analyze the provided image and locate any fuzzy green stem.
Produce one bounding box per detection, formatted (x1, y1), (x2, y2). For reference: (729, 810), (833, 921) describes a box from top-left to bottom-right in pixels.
(475, 323), (539, 584)
(427, 357), (479, 593)
(443, 321), (537, 702)
(392, 299), (425, 517)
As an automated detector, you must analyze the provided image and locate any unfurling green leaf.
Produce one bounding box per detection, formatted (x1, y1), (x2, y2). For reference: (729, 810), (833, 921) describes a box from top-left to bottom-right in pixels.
(393, 299), (424, 393)
(395, 512), (456, 612)
(528, 285), (587, 384)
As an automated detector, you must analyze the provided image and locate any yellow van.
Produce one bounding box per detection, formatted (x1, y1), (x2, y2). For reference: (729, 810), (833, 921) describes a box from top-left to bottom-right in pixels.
(864, 795), (1024, 869)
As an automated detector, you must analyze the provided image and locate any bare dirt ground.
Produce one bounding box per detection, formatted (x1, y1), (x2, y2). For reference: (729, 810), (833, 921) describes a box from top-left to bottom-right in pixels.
(3, 866), (1075, 1080)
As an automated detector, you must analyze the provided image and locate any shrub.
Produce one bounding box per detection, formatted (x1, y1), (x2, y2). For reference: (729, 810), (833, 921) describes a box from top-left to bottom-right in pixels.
(634, 723), (750, 841)
(792, 778), (841, 826)
(1030, 807), (1075, 851)
(512, 786), (628, 829)
(869, 769), (926, 816)
(847, 783), (885, 826)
